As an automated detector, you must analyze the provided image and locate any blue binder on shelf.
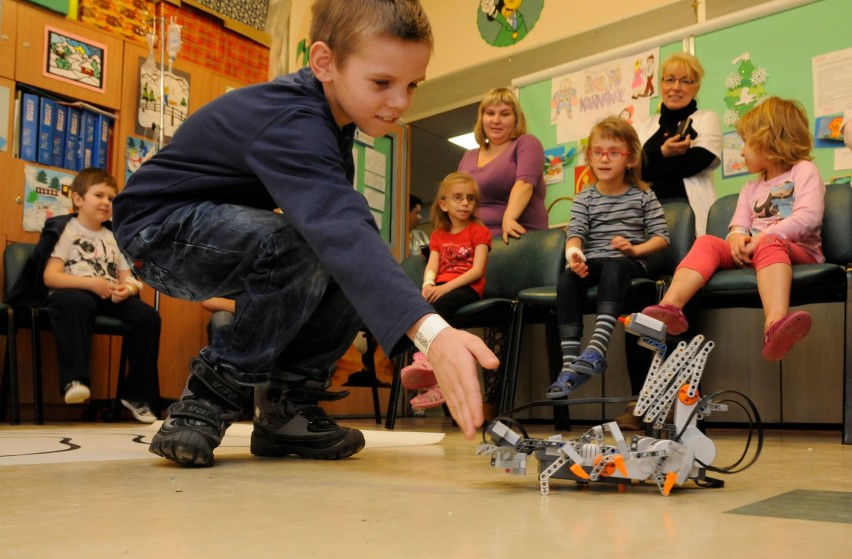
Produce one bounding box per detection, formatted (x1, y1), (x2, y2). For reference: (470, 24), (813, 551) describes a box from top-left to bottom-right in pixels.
(19, 92), (39, 162)
(80, 110), (95, 170)
(92, 113), (112, 169)
(63, 106), (82, 171)
(37, 97), (57, 166)
(52, 104), (67, 168)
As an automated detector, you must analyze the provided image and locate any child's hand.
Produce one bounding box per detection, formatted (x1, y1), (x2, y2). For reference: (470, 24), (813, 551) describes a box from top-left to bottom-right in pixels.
(611, 235), (635, 257)
(661, 134), (691, 157)
(110, 284), (134, 303)
(89, 277), (114, 299)
(423, 283), (450, 303)
(727, 233), (753, 266)
(426, 327), (499, 439)
(568, 253), (588, 278)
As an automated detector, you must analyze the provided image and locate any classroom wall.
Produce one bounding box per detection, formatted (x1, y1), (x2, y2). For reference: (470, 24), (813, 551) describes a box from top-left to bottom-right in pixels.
(286, 0), (681, 79)
(516, 0), (852, 226)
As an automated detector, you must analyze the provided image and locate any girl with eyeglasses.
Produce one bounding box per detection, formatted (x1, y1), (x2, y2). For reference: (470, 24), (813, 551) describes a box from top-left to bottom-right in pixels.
(401, 172), (492, 410)
(634, 52), (723, 237)
(546, 117), (670, 399)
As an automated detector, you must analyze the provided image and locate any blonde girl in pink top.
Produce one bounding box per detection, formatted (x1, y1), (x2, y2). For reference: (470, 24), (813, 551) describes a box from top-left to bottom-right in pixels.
(644, 97), (824, 361)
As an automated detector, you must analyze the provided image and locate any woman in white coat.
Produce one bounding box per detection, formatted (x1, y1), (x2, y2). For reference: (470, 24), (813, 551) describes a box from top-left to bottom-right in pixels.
(634, 52), (722, 236)
(620, 53), (722, 429)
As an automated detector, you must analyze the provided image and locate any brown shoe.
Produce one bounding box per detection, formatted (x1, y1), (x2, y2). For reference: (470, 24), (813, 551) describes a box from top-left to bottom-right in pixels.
(614, 402), (643, 430)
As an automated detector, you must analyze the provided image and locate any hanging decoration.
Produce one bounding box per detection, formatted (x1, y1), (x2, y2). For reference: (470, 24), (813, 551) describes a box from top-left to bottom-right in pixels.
(723, 52), (769, 127)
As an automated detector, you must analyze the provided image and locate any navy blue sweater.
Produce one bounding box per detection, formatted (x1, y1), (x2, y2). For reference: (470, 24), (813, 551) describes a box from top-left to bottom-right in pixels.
(113, 68), (431, 355)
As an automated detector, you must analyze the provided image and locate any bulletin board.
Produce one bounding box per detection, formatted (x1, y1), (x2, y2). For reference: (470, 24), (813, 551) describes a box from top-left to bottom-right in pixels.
(516, 0), (852, 227)
(353, 133), (395, 245)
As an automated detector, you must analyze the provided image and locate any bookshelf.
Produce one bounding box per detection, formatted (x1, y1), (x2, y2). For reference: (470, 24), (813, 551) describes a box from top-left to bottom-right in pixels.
(1, 0), (270, 416)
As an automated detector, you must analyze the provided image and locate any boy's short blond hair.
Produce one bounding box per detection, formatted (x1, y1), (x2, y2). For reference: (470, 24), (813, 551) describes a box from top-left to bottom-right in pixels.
(71, 167), (118, 202)
(736, 96), (813, 167)
(310, 0), (433, 68)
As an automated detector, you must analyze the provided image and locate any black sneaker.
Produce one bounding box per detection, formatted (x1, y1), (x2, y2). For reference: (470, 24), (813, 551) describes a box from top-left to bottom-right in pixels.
(148, 357), (253, 467)
(251, 400), (365, 460)
(149, 400), (239, 467)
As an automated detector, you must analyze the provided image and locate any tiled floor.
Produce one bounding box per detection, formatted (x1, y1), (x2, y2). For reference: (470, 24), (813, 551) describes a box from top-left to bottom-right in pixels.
(1, 419), (849, 558)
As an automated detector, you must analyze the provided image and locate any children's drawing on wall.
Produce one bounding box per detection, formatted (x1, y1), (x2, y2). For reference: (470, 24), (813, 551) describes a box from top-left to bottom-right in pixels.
(477, 0), (543, 48)
(721, 131), (748, 178)
(43, 26), (107, 93)
(0, 85), (9, 152)
(552, 48), (658, 143)
(813, 115), (846, 148)
(551, 78), (578, 121)
(544, 146), (565, 185)
(22, 165), (75, 232)
(723, 52), (769, 127)
(136, 58), (190, 141)
(631, 53), (656, 99)
(125, 136), (157, 182)
(574, 165), (594, 196)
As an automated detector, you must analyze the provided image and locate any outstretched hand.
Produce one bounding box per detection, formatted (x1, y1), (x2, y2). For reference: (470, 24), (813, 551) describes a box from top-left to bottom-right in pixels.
(425, 328), (499, 439)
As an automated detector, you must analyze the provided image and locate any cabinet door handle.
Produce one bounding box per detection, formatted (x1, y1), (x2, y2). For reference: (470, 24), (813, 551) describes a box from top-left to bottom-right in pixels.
(22, 40), (30, 48)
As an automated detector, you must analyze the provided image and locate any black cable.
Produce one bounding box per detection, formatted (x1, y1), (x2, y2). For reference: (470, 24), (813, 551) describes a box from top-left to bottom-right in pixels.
(690, 390), (764, 475)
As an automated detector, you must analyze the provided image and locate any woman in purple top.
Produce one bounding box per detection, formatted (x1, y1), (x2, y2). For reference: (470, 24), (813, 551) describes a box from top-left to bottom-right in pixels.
(458, 88), (547, 243)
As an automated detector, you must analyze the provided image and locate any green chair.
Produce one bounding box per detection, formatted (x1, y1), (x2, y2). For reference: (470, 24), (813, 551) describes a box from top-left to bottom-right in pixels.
(685, 184), (852, 443)
(385, 227), (567, 429)
(501, 200), (696, 414)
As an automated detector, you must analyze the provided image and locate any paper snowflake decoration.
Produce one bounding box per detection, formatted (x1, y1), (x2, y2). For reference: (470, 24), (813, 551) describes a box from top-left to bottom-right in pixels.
(725, 72), (743, 89)
(750, 67), (769, 86)
(723, 109), (740, 127)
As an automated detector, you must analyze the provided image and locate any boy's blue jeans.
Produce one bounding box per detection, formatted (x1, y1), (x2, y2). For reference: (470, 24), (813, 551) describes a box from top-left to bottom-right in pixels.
(122, 202), (362, 386)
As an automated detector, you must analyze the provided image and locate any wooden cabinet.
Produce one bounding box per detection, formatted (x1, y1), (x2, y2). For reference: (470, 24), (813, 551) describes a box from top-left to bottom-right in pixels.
(14, 1), (123, 110)
(1, 0), (267, 418)
(0, 0), (16, 79)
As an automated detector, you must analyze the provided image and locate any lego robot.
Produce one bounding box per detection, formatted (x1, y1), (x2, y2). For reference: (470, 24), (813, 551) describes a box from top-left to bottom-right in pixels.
(476, 313), (741, 496)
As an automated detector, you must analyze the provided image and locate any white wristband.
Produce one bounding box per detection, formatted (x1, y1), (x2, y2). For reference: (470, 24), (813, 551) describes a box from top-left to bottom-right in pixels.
(725, 227), (749, 240)
(565, 246), (586, 263)
(413, 314), (451, 356)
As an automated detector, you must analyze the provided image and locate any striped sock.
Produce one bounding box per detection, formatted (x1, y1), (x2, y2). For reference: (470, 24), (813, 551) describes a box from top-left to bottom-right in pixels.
(560, 340), (581, 372)
(588, 314), (617, 357)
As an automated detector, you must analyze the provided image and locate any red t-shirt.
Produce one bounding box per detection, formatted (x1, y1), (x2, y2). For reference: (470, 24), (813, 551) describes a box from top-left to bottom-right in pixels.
(429, 222), (492, 296)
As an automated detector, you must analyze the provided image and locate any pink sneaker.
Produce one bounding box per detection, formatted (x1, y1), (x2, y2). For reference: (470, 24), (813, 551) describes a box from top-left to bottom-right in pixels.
(762, 311), (811, 361)
(642, 304), (689, 335)
(409, 385), (445, 410)
(400, 352), (437, 389)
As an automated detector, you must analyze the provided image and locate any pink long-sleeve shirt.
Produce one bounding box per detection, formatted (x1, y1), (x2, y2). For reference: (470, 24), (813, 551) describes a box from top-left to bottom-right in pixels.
(729, 159), (825, 263)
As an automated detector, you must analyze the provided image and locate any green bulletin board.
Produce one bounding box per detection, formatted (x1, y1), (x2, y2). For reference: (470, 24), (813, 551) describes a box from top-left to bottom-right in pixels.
(353, 134), (395, 244)
(518, 0), (852, 227)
